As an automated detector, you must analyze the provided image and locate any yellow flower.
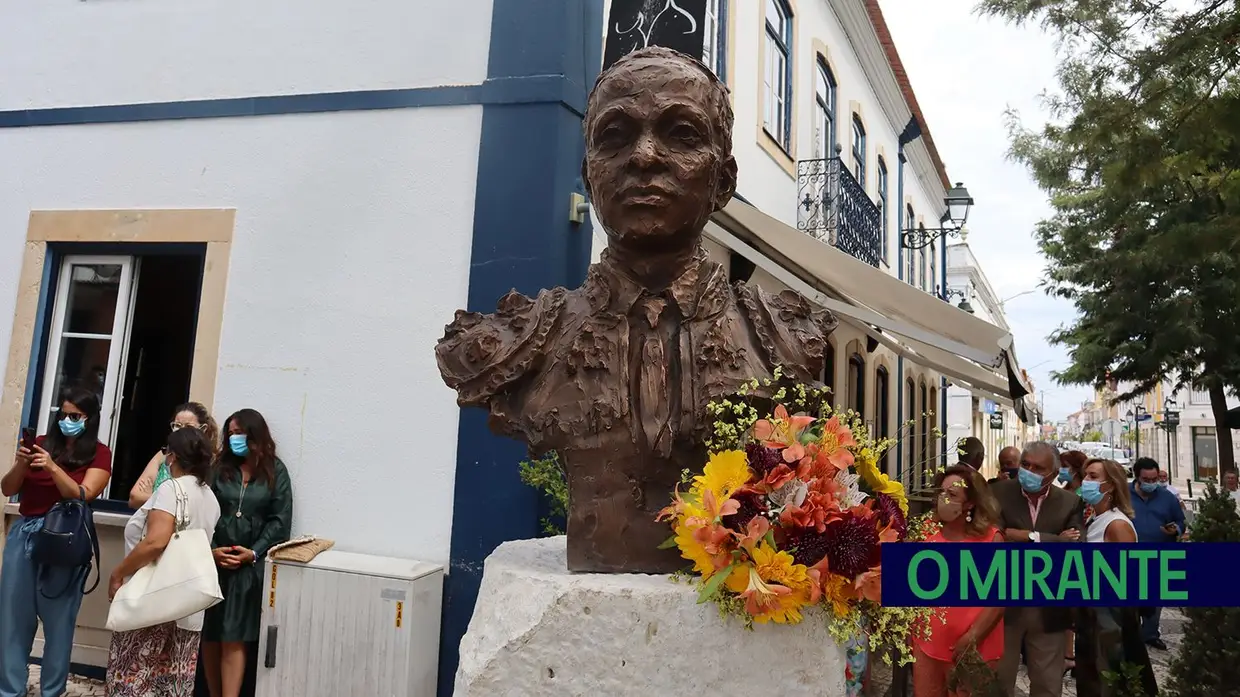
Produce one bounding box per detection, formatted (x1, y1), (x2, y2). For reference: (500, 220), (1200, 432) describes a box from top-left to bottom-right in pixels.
(674, 523), (722, 579)
(821, 573), (857, 618)
(692, 450), (752, 501)
(853, 452), (909, 515)
(724, 544), (814, 624)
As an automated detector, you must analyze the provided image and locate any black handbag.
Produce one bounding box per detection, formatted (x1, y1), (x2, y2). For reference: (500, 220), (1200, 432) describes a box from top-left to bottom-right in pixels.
(30, 486), (101, 598)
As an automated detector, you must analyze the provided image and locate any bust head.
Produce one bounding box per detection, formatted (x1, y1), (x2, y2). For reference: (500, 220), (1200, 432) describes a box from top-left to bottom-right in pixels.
(582, 47), (737, 254)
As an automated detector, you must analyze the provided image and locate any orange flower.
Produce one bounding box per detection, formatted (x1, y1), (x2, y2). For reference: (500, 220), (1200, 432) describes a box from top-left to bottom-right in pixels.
(761, 463), (798, 492)
(672, 523), (731, 577)
(807, 416), (858, 476)
(856, 566), (882, 603)
(735, 516), (772, 550)
(752, 405), (816, 464)
(777, 490), (842, 533)
(724, 544), (815, 624)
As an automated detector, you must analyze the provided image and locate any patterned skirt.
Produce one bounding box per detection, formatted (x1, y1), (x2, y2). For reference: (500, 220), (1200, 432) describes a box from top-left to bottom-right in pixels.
(106, 622), (201, 697)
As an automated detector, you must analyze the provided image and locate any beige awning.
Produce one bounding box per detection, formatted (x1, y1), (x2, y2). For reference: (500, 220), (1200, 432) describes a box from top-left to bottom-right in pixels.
(707, 200), (1033, 403)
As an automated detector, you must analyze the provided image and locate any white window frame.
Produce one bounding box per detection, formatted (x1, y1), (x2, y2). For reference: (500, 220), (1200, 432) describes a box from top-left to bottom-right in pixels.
(763, 0), (792, 150)
(815, 61), (836, 159)
(851, 116), (866, 188)
(703, 0), (726, 80)
(38, 256), (138, 474)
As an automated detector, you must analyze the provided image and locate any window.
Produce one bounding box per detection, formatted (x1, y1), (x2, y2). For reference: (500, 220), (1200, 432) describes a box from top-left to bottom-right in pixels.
(876, 367), (890, 472)
(814, 60), (837, 159)
(929, 240), (936, 295)
(929, 386), (938, 465)
(1192, 426), (1219, 480)
(919, 381), (929, 488)
(905, 206), (916, 285)
(847, 354), (866, 416)
(1190, 387), (1210, 405)
(763, 0), (793, 151)
(851, 115), (866, 188)
(904, 379), (916, 482)
(703, 0), (728, 81)
(877, 158), (889, 259)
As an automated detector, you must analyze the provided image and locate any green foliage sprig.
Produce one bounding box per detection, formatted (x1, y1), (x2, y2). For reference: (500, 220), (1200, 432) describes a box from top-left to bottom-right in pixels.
(517, 451), (568, 536)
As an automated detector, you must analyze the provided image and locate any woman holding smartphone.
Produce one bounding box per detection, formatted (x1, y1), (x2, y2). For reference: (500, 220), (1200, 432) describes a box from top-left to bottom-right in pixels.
(0, 384), (113, 697)
(202, 409), (292, 697)
(129, 402), (219, 509)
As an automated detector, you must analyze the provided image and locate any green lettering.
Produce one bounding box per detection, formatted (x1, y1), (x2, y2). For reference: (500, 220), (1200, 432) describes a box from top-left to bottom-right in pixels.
(909, 550), (949, 600)
(1129, 550), (1158, 600)
(1009, 546), (1019, 600)
(1058, 550), (1089, 601)
(1092, 549), (1126, 600)
(1159, 550), (1188, 601)
(962, 549), (1003, 601)
(1023, 550), (1054, 601)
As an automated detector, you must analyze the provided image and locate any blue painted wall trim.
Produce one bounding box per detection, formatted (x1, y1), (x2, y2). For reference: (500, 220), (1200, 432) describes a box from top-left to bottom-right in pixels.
(895, 149), (907, 479)
(438, 2), (603, 695)
(0, 75), (585, 129)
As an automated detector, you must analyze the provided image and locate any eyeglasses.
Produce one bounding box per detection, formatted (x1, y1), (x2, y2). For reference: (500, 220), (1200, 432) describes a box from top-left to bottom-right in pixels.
(60, 413), (86, 423)
(170, 422), (202, 432)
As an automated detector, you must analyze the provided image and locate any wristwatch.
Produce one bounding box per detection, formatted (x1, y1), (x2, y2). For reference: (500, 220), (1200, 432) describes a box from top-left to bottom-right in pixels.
(1029, 532), (1042, 543)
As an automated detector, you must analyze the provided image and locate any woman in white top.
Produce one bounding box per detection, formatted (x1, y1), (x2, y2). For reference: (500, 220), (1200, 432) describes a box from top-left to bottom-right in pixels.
(106, 426), (222, 697)
(1078, 458), (1157, 697)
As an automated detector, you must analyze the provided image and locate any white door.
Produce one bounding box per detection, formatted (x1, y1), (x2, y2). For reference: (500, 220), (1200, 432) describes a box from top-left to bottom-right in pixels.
(37, 256), (139, 471)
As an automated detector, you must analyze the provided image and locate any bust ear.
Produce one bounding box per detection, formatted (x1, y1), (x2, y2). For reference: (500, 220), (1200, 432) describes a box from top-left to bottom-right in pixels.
(713, 155), (737, 211)
(582, 157), (593, 199)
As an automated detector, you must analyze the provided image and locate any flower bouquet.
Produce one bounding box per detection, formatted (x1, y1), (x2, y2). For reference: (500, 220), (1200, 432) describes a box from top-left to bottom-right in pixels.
(657, 372), (936, 667)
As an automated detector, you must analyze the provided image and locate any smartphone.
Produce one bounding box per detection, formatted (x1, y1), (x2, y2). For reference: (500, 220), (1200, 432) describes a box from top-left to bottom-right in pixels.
(20, 427), (35, 451)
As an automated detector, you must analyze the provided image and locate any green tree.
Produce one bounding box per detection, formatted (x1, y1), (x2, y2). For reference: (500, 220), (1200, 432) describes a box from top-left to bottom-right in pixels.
(1165, 484), (1240, 697)
(977, 0), (1240, 475)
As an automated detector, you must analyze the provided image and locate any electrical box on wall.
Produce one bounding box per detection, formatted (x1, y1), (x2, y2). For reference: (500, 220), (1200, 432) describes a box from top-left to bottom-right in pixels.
(256, 551), (444, 697)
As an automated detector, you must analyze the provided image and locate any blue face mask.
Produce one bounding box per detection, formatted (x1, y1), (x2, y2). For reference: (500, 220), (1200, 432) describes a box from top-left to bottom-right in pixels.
(229, 434), (250, 457)
(1079, 480), (1105, 505)
(1139, 481), (1159, 494)
(1017, 467), (1047, 494)
(1058, 467), (1071, 484)
(58, 417), (85, 437)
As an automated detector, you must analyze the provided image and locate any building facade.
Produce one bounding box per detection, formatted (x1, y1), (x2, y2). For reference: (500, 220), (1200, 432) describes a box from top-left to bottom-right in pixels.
(1115, 381), (1240, 492)
(0, 1), (602, 692)
(943, 242), (1030, 475)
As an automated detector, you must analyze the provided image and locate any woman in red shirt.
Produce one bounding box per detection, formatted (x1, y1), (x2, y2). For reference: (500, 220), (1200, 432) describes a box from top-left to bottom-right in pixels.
(0, 384), (112, 697)
(913, 464), (1005, 697)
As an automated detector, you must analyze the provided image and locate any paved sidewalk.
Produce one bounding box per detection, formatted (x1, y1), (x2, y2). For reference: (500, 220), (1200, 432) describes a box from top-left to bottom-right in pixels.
(869, 607), (1187, 696)
(25, 664), (105, 697)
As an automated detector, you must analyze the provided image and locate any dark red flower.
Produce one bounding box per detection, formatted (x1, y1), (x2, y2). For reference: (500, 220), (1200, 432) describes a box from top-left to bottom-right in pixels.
(821, 513), (881, 580)
(787, 530), (831, 568)
(745, 442), (783, 478)
(721, 491), (768, 533)
(873, 493), (907, 539)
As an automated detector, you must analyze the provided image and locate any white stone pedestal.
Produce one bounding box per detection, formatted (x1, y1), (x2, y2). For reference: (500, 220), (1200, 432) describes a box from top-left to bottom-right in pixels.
(454, 536), (847, 696)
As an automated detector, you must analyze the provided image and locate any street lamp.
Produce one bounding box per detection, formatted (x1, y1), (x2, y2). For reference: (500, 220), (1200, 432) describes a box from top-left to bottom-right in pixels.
(941, 287), (974, 314)
(901, 182), (974, 249)
(1125, 405), (1147, 459)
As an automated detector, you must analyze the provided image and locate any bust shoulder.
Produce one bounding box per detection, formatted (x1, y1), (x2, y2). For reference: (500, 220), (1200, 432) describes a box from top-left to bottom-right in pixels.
(435, 287), (569, 407)
(733, 284), (838, 384)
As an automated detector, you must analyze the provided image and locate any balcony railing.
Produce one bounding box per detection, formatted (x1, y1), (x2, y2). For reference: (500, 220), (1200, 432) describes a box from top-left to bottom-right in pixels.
(795, 157), (883, 267)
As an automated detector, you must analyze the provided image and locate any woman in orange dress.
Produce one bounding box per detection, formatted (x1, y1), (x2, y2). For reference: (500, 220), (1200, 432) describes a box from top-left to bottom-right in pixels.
(913, 464), (1005, 697)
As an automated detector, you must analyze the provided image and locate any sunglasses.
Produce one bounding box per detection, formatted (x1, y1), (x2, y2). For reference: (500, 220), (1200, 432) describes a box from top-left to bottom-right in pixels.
(170, 422), (203, 432)
(60, 412), (86, 423)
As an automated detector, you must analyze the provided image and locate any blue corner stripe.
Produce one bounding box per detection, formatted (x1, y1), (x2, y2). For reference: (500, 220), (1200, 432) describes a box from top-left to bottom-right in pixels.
(437, 2), (603, 695)
(0, 75), (585, 128)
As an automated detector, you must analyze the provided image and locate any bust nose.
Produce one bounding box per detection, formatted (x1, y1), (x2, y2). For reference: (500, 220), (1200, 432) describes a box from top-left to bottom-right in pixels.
(629, 131), (664, 170)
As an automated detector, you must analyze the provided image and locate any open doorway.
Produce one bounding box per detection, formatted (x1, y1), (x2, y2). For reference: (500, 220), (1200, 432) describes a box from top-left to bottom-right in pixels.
(30, 249), (204, 508)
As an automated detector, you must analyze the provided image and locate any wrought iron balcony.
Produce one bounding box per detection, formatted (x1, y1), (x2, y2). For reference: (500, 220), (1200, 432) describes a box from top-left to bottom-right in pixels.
(796, 157), (883, 267)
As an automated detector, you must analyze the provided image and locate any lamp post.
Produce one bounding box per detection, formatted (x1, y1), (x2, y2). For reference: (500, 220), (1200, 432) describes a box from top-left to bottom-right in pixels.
(901, 182), (974, 249)
(1125, 405), (1147, 459)
(1161, 397), (1181, 479)
(941, 287), (974, 314)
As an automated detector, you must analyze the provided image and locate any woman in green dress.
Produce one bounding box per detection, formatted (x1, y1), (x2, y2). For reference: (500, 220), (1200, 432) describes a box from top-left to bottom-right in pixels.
(128, 402), (218, 509)
(202, 408), (293, 697)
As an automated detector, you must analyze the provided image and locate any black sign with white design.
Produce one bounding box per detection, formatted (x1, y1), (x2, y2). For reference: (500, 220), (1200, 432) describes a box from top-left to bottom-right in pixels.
(604, 0), (707, 71)
(990, 413), (1004, 430)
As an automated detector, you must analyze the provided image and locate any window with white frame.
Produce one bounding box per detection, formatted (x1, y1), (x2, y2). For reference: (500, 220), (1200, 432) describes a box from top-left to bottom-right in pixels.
(918, 226), (927, 290)
(703, 0), (727, 80)
(814, 59), (836, 159)
(851, 115), (866, 188)
(1190, 387), (1211, 405)
(763, 0), (793, 150)
(877, 158), (889, 259)
(929, 240), (936, 295)
(1192, 426), (1218, 480)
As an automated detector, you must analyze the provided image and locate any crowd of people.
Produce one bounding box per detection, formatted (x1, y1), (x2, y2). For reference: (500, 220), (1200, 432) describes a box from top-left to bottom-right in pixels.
(0, 384), (293, 697)
(914, 437), (1187, 697)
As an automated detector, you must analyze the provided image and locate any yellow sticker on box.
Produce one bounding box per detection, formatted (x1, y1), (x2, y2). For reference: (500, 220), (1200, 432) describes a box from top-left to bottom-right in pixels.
(396, 602), (403, 628)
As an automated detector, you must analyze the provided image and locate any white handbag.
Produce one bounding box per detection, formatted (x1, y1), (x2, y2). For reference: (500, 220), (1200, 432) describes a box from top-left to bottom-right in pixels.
(106, 478), (224, 632)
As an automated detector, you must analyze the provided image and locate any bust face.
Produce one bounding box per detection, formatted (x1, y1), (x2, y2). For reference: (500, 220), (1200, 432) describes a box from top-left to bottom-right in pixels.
(583, 54), (736, 252)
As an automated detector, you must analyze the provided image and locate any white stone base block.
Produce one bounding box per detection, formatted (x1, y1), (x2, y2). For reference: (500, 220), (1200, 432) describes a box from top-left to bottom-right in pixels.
(455, 536), (847, 697)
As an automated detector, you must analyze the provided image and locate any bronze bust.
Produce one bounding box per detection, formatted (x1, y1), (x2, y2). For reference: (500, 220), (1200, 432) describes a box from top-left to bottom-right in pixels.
(436, 47), (838, 573)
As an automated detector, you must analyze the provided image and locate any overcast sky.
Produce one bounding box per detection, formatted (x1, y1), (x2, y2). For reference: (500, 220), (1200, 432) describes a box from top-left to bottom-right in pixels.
(876, 0), (1092, 422)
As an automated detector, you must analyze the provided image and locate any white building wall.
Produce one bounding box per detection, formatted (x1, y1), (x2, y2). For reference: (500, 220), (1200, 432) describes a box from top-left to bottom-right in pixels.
(0, 0), (494, 110)
(0, 107), (482, 564)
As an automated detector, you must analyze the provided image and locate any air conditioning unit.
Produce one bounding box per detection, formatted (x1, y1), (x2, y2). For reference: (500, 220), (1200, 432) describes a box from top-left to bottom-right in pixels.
(255, 550), (444, 697)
